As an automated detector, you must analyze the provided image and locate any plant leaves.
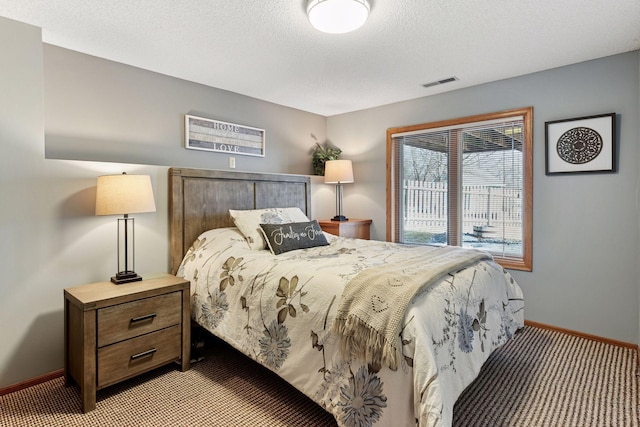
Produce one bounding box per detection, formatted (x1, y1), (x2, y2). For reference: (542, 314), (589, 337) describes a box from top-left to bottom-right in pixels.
(289, 276), (299, 295)
(222, 257), (235, 271)
(277, 307), (288, 324)
(311, 331), (323, 351)
(277, 277), (289, 298)
(477, 299), (486, 323)
(231, 257), (244, 269)
(404, 356), (414, 367)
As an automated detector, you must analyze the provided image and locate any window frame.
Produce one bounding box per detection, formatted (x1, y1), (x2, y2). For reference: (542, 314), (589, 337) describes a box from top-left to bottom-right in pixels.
(386, 107), (533, 271)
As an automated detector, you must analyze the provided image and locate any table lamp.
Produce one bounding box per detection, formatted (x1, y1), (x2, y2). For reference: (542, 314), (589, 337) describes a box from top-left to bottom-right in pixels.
(95, 172), (156, 284)
(324, 159), (354, 221)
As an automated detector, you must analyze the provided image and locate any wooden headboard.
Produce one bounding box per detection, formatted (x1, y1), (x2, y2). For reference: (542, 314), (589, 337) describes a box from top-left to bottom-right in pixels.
(168, 167), (311, 274)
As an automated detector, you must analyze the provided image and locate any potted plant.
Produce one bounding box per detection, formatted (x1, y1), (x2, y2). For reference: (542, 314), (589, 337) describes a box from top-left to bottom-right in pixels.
(312, 142), (341, 176)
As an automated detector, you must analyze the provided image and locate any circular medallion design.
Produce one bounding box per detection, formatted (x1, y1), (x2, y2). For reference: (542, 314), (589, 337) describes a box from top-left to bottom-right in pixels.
(556, 127), (603, 164)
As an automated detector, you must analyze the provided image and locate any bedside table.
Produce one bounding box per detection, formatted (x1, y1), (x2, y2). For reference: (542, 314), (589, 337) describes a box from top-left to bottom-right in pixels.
(318, 218), (372, 240)
(64, 273), (190, 413)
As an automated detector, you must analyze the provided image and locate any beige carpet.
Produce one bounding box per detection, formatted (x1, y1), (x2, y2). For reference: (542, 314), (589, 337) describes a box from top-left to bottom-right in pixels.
(453, 326), (639, 426)
(1, 326), (638, 426)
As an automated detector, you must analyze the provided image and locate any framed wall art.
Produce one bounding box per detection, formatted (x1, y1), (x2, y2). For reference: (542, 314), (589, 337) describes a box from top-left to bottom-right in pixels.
(545, 113), (616, 175)
(185, 115), (265, 157)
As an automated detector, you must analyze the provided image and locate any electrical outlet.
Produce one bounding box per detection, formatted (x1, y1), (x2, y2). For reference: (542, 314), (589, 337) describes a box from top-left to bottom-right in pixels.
(229, 157), (236, 169)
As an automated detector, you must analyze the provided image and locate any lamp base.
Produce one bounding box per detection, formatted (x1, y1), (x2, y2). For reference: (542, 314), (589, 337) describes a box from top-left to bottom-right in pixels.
(111, 271), (143, 285)
(331, 215), (349, 222)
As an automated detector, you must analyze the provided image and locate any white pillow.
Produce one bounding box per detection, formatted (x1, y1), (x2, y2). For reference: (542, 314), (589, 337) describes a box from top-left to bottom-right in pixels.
(229, 207), (310, 250)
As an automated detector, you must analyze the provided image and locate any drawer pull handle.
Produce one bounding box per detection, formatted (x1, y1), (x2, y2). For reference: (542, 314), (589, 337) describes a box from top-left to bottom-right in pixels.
(130, 348), (157, 360)
(130, 313), (157, 323)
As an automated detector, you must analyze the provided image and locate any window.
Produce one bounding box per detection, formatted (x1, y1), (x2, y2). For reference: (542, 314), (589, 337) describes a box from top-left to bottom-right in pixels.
(386, 107), (533, 271)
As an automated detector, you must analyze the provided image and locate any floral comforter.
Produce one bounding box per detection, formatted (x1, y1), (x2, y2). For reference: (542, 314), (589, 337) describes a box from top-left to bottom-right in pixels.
(177, 227), (524, 427)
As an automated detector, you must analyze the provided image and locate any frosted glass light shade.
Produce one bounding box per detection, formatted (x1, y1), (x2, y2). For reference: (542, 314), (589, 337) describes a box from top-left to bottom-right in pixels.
(96, 174), (156, 216)
(324, 159), (354, 184)
(307, 0), (370, 34)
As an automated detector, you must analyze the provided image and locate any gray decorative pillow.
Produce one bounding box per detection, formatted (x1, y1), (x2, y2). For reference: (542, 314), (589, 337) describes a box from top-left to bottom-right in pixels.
(260, 220), (329, 255)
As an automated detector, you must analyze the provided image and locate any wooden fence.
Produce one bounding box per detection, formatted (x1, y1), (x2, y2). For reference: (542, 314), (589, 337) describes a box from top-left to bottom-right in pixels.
(403, 180), (522, 241)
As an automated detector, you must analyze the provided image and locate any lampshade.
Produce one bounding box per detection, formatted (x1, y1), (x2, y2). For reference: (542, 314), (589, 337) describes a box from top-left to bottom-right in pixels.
(96, 174), (156, 216)
(307, 0), (370, 34)
(324, 159), (354, 184)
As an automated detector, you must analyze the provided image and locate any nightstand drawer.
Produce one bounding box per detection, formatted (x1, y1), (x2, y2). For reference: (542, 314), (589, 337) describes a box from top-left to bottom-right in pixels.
(97, 291), (182, 347)
(65, 274), (190, 412)
(97, 325), (182, 388)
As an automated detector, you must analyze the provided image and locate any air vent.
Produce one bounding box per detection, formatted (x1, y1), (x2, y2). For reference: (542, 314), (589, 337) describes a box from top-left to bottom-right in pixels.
(422, 76), (459, 89)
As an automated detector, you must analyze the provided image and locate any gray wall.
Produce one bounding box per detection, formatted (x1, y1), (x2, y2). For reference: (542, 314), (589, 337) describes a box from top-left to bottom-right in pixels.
(0, 17), (327, 388)
(44, 45), (326, 174)
(327, 52), (640, 344)
(1, 15), (638, 389)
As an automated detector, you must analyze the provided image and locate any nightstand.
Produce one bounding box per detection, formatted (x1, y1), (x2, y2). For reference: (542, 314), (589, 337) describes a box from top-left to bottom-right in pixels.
(318, 218), (372, 240)
(64, 273), (190, 413)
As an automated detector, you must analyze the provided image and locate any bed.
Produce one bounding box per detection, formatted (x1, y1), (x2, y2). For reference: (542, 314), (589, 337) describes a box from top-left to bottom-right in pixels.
(169, 167), (524, 427)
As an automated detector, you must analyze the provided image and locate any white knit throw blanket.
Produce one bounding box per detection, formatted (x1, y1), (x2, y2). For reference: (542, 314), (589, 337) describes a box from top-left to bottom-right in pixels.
(332, 246), (491, 370)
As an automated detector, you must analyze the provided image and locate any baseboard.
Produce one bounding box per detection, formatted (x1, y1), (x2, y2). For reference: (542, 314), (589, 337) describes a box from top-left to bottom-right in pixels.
(0, 369), (64, 396)
(525, 320), (637, 350)
(1, 323), (637, 396)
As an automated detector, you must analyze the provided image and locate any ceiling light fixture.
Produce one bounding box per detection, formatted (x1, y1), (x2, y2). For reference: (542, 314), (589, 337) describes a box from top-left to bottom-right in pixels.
(307, 0), (371, 34)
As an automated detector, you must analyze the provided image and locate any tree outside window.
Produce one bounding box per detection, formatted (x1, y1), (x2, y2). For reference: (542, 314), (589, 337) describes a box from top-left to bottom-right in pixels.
(386, 107), (533, 271)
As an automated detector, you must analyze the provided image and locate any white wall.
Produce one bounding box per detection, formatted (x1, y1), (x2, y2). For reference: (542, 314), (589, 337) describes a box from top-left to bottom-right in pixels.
(327, 52), (640, 344)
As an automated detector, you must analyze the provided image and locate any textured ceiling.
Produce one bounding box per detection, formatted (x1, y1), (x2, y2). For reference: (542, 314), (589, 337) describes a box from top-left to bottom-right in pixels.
(1, 0), (639, 116)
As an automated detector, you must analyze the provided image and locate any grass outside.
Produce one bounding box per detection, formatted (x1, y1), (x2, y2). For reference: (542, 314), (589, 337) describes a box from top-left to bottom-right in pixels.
(402, 228), (522, 255)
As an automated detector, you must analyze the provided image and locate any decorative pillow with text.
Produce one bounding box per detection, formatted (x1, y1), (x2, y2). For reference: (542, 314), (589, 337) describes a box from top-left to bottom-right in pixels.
(259, 220), (329, 255)
(229, 207), (310, 250)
